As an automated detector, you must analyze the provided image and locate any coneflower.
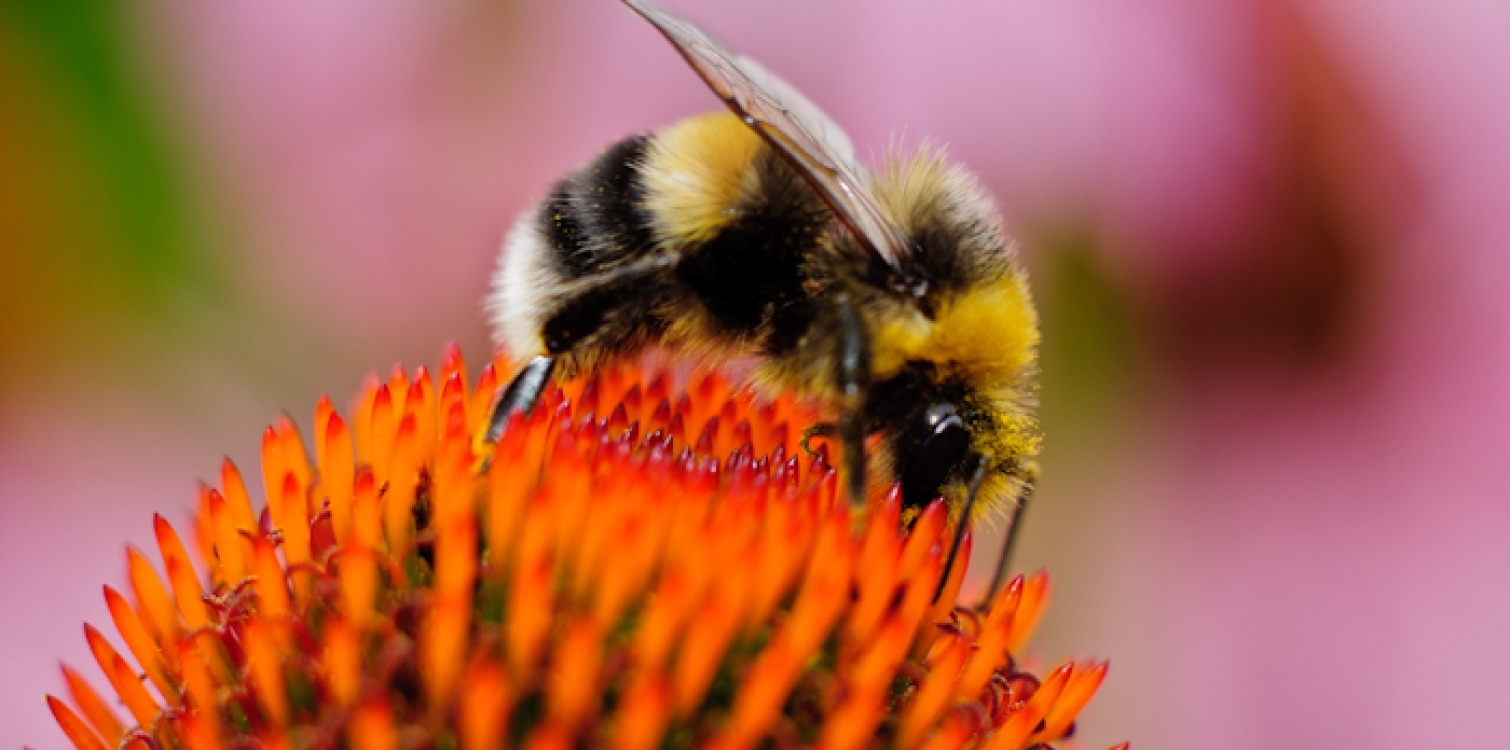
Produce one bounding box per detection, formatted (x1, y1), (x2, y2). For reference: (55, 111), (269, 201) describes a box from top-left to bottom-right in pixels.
(48, 345), (1119, 750)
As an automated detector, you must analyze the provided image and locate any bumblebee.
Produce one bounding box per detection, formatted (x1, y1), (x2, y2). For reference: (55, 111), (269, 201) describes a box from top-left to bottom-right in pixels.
(486, 0), (1040, 597)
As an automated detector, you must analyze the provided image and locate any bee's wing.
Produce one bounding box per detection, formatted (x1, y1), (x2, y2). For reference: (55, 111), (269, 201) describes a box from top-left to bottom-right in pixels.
(624, 0), (912, 276)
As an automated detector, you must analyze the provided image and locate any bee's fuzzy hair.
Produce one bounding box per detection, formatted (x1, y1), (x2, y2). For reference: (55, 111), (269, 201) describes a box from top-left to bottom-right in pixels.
(872, 140), (1006, 253)
(488, 214), (558, 365)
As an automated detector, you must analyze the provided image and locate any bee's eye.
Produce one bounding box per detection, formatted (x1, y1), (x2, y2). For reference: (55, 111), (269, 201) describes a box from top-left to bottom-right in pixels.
(900, 405), (970, 509)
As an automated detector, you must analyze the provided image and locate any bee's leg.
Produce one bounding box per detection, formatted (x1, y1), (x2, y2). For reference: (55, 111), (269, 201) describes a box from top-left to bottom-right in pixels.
(478, 355), (558, 448)
(983, 463), (1038, 605)
(835, 294), (871, 508)
(798, 422), (837, 457)
(479, 254), (678, 472)
(935, 456), (989, 603)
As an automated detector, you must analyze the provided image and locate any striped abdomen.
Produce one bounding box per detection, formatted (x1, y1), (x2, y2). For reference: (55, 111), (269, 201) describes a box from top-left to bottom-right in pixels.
(489, 112), (832, 375)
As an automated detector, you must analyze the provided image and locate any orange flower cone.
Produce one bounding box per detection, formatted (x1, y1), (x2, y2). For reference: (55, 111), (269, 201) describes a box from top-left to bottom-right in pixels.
(47, 344), (1120, 750)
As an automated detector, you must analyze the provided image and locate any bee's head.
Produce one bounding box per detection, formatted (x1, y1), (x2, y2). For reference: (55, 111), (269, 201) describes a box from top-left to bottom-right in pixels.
(853, 146), (1042, 518)
(865, 354), (1038, 520)
(896, 401), (972, 510)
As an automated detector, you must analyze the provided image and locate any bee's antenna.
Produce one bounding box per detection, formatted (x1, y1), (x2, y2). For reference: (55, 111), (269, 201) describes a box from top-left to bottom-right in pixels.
(934, 456), (989, 603)
(983, 468), (1035, 606)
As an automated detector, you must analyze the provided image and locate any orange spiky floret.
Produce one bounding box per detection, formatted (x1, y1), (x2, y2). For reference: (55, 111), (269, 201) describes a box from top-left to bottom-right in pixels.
(46, 347), (1119, 750)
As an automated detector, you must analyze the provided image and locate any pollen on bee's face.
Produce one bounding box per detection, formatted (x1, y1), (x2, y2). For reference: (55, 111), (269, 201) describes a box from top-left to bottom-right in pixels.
(46, 345), (1112, 750)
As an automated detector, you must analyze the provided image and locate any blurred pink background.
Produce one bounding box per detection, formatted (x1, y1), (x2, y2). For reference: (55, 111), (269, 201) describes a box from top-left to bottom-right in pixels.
(4, 0), (1510, 747)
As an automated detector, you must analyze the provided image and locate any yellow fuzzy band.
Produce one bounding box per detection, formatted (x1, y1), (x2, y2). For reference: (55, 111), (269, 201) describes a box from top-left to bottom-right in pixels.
(873, 275), (1039, 386)
(641, 111), (764, 246)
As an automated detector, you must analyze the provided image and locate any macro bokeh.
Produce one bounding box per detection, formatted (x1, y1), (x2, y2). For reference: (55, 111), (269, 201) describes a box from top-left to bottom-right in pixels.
(4, 1), (1509, 747)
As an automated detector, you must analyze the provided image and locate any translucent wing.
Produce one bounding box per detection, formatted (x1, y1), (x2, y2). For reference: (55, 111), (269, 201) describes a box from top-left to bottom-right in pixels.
(623, 0), (912, 275)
